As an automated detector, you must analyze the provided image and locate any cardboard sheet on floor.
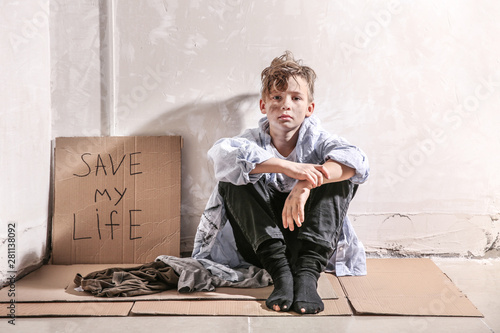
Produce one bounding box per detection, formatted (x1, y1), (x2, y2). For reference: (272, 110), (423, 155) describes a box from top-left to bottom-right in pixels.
(0, 259), (483, 317)
(130, 274), (351, 316)
(338, 258), (483, 317)
(0, 264), (336, 302)
(0, 302), (133, 317)
(130, 299), (350, 317)
(0, 264), (349, 316)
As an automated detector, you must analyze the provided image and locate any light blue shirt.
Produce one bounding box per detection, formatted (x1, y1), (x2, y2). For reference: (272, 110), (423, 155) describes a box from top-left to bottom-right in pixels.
(192, 115), (370, 279)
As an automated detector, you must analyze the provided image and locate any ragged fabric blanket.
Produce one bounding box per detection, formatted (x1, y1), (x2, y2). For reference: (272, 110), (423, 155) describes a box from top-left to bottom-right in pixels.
(74, 261), (178, 297)
(155, 255), (272, 292)
(74, 256), (272, 297)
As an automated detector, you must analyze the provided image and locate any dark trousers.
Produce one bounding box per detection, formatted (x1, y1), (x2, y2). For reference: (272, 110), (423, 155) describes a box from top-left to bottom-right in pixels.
(218, 178), (358, 269)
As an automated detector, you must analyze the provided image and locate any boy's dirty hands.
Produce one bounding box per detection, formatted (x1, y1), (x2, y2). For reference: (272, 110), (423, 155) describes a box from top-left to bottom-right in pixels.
(250, 159), (331, 188)
(282, 161), (330, 188)
(282, 180), (311, 231)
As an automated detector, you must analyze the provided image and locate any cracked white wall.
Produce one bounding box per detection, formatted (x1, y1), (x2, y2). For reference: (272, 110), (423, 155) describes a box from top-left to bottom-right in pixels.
(1, 0), (500, 286)
(353, 214), (500, 257)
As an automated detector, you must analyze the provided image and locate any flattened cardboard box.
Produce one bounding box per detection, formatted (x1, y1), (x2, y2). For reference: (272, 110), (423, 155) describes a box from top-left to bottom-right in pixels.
(0, 264), (351, 317)
(52, 136), (181, 264)
(129, 299), (350, 317)
(0, 259), (482, 317)
(0, 264), (338, 303)
(339, 258), (483, 317)
(0, 302), (134, 317)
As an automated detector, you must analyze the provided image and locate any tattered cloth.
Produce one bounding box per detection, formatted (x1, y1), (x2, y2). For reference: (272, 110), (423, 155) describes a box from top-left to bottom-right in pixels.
(74, 257), (272, 297)
(74, 261), (178, 297)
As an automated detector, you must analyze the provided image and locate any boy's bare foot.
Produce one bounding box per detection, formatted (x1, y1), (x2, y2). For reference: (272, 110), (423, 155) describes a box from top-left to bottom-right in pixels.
(292, 273), (324, 314)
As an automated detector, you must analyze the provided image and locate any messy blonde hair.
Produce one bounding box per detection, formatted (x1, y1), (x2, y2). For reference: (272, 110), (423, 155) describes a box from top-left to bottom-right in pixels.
(261, 51), (317, 102)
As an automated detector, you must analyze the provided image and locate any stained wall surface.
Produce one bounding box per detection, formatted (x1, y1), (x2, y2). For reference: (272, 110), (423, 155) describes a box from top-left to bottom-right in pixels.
(109, 0), (500, 255)
(1, 0), (499, 286)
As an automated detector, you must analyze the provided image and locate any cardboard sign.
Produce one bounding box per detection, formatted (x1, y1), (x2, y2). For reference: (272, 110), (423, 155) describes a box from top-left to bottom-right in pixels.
(52, 136), (181, 264)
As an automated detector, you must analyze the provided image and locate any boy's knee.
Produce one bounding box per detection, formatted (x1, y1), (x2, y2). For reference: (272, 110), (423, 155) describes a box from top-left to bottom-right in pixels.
(327, 179), (355, 192)
(218, 181), (232, 197)
(313, 180), (357, 201)
(218, 181), (249, 198)
(218, 179), (269, 199)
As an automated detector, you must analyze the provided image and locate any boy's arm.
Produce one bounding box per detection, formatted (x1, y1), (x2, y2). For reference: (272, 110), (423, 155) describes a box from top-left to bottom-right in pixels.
(250, 158), (355, 231)
(281, 159), (355, 231)
(321, 135), (370, 185)
(250, 158), (354, 187)
(321, 159), (356, 184)
(250, 157), (330, 187)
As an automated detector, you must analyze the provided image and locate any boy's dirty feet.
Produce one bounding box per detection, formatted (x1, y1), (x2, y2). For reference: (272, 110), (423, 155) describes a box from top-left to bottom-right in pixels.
(256, 239), (294, 312)
(292, 272), (324, 314)
(266, 271), (294, 311)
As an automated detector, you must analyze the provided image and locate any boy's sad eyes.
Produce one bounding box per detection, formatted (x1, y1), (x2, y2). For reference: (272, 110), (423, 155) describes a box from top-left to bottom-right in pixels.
(271, 95), (304, 102)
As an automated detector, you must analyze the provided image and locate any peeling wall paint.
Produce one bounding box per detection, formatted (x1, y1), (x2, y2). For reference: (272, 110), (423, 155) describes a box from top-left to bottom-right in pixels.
(352, 213), (500, 257)
(1, 0), (500, 286)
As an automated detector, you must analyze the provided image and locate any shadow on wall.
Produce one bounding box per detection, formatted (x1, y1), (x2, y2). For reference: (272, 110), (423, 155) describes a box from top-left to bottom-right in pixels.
(131, 93), (260, 251)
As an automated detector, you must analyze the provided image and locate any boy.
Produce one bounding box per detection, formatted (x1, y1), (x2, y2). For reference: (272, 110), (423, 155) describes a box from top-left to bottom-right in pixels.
(192, 51), (369, 314)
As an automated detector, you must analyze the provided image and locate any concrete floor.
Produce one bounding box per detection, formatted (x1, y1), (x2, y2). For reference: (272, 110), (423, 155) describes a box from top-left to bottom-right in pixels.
(1, 257), (499, 333)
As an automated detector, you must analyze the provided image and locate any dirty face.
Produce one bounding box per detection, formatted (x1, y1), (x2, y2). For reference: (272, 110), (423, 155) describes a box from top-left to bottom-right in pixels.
(259, 76), (315, 137)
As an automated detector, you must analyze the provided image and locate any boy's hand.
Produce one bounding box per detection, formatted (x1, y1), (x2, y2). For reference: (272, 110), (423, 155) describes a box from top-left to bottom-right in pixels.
(282, 180), (312, 231)
(250, 158), (331, 188)
(282, 161), (330, 188)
